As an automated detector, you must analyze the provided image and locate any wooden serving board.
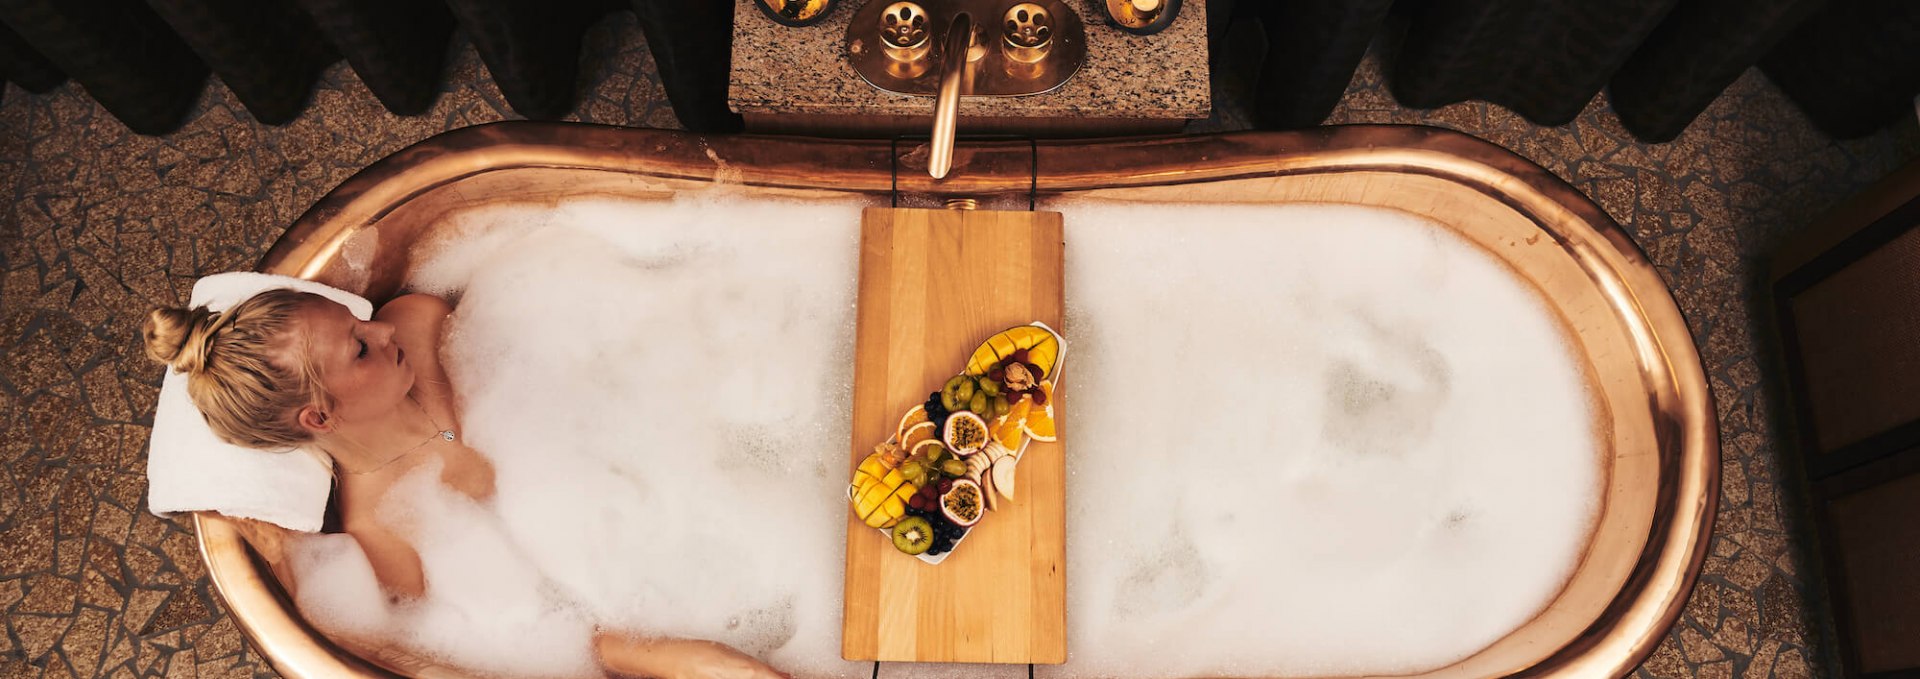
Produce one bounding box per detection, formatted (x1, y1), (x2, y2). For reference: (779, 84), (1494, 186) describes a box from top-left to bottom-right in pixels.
(843, 207), (1068, 664)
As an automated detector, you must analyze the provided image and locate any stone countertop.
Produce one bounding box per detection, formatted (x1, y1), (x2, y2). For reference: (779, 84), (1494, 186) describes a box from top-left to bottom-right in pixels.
(729, 0), (1210, 119)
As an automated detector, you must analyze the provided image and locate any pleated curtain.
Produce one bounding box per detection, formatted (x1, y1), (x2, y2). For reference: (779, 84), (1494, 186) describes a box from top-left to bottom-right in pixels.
(0, 0), (741, 134)
(1224, 0), (1917, 142)
(0, 0), (1914, 141)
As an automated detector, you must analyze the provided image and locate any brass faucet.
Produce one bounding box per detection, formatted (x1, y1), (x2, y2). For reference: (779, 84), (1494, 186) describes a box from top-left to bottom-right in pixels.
(928, 12), (976, 179)
(847, 0), (1085, 179)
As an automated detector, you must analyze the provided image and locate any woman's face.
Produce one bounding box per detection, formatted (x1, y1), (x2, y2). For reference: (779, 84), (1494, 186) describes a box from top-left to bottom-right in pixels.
(291, 298), (414, 430)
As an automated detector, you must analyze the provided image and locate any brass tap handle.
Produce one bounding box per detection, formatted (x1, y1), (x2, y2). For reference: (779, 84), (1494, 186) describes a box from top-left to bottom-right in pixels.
(754, 0), (835, 27)
(1105, 0), (1178, 35)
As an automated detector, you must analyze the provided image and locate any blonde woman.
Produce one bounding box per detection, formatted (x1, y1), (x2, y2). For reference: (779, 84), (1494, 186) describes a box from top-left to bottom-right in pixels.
(145, 289), (787, 679)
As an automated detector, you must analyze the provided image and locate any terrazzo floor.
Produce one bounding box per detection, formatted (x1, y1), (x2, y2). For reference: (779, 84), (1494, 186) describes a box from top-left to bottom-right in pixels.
(2, 10), (1917, 679)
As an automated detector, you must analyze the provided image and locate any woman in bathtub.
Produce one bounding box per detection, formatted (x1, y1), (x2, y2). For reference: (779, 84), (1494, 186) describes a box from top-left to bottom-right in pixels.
(144, 289), (786, 679)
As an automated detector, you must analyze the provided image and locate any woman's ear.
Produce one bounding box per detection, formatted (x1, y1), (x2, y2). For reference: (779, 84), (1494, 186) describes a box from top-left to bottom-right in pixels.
(297, 405), (333, 435)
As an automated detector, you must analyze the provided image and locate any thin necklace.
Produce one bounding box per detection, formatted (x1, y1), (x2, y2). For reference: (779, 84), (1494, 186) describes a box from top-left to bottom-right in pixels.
(340, 399), (457, 476)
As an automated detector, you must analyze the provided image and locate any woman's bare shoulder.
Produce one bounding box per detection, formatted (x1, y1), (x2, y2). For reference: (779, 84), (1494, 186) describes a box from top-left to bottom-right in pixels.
(376, 294), (455, 389)
(374, 293), (452, 327)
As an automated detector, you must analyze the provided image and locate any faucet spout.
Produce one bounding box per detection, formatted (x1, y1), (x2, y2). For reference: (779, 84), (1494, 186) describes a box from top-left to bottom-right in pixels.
(928, 12), (974, 179)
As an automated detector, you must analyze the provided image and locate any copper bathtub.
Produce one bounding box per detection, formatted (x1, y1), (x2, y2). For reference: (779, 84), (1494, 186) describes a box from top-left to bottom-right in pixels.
(195, 122), (1717, 679)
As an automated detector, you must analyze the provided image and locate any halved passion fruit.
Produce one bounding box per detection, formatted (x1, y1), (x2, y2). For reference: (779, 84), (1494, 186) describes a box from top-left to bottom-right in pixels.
(943, 411), (989, 457)
(941, 479), (985, 527)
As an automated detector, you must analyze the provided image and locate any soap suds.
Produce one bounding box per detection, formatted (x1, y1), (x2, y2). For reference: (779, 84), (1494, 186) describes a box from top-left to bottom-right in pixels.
(1037, 200), (1598, 678)
(287, 195), (1598, 679)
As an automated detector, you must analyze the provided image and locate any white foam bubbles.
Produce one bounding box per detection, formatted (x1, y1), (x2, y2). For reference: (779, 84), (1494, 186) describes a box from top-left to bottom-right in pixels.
(288, 460), (599, 678)
(287, 193), (1599, 679)
(438, 195), (868, 679)
(1038, 200), (1599, 678)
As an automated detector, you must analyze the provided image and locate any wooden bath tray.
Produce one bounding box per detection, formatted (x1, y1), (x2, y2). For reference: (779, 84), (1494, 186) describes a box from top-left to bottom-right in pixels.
(842, 207), (1068, 664)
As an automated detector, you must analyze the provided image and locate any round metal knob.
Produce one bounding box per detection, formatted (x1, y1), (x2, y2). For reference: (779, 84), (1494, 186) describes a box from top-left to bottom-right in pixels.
(1003, 3), (1053, 49)
(880, 2), (930, 49)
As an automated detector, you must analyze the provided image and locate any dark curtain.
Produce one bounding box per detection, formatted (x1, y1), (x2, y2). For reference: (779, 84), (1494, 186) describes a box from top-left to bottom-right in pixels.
(1226, 0), (1918, 141)
(292, 0), (456, 116)
(147, 0), (337, 125)
(1243, 0), (1396, 130)
(443, 0), (624, 120)
(0, 21), (63, 93)
(0, 0), (742, 134)
(1609, 0), (1825, 141)
(0, 0), (207, 135)
(1759, 0), (1920, 139)
(1392, 0), (1677, 126)
(0, 0), (1912, 140)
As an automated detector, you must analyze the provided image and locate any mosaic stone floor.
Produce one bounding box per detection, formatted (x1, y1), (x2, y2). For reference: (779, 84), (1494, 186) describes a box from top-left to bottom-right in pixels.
(1, 11), (1916, 679)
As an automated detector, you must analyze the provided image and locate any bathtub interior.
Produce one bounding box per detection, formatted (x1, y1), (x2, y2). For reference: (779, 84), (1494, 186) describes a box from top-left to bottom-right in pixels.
(207, 134), (1697, 679)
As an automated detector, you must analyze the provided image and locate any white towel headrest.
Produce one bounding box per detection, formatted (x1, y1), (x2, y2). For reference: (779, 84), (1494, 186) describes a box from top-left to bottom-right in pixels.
(146, 272), (375, 532)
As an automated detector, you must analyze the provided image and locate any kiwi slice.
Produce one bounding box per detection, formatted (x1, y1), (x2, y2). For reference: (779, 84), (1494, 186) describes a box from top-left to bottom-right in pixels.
(892, 516), (934, 555)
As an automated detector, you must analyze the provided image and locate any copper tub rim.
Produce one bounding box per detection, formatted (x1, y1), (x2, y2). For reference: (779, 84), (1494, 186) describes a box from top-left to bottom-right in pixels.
(198, 121), (1717, 679)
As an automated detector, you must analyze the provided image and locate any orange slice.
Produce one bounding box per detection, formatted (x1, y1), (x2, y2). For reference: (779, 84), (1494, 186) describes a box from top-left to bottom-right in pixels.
(896, 405), (929, 441)
(909, 438), (947, 460)
(994, 396), (1032, 450)
(1023, 382), (1056, 442)
(900, 421), (938, 449)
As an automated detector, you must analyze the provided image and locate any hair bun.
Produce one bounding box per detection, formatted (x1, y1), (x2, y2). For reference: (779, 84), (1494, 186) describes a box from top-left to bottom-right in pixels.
(143, 306), (218, 373)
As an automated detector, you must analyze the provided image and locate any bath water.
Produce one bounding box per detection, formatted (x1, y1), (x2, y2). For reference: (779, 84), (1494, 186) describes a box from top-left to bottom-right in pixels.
(285, 195), (1598, 678)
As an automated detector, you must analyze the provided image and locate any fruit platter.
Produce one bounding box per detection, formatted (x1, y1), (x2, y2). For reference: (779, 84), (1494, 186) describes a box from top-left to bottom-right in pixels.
(848, 323), (1064, 563)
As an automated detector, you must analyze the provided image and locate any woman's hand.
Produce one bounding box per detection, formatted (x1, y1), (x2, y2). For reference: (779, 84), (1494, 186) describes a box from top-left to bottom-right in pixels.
(595, 634), (790, 679)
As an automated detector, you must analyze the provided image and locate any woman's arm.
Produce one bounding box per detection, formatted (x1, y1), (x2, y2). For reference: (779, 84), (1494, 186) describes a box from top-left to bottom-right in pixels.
(344, 518), (427, 601)
(223, 515), (302, 595)
(594, 633), (789, 679)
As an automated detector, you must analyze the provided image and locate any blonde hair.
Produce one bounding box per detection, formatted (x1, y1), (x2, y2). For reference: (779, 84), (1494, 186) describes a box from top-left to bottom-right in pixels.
(143, 289), (333, 451)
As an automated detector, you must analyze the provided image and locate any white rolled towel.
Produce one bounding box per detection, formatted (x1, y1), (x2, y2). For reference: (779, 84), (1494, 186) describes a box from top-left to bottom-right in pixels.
(146, 272), (374, 532)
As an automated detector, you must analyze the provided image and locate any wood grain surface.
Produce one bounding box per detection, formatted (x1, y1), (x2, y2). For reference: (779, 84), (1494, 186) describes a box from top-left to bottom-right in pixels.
(843, 207), (1067, 664)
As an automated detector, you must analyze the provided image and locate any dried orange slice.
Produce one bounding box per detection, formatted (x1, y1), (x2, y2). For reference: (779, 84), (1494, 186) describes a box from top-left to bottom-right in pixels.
(1022, 382), (1056, 442)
